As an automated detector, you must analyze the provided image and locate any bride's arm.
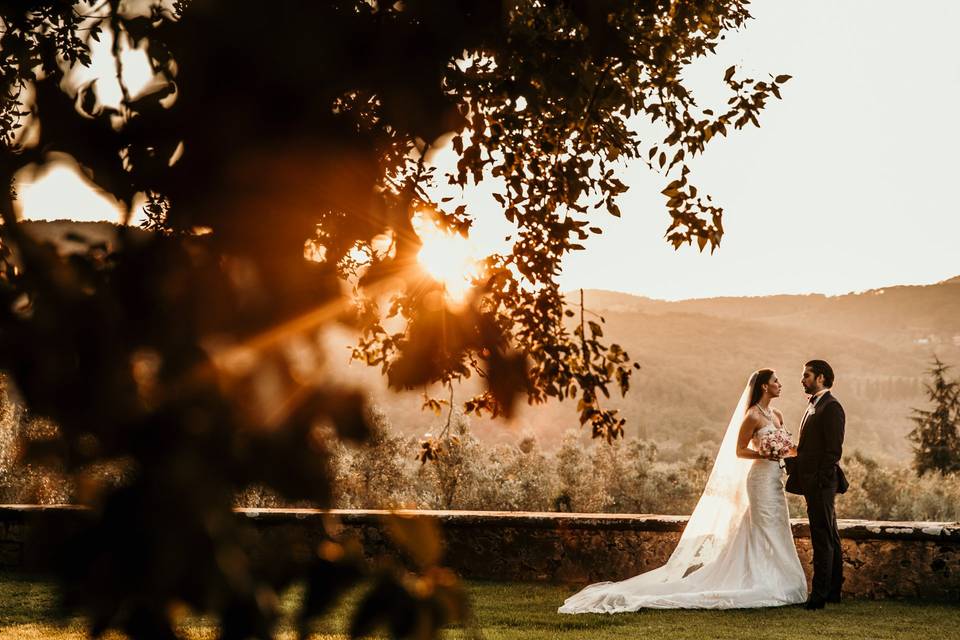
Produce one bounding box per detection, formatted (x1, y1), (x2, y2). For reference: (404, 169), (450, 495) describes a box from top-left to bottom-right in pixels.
(735, 410), (767, 459)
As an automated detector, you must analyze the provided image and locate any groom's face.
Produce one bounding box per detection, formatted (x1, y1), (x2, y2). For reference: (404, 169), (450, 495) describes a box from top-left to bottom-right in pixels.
(801, 367), (823, 395)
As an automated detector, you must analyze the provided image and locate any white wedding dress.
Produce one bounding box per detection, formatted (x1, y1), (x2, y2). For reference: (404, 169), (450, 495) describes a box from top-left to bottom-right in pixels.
(559, 377), (808, 613)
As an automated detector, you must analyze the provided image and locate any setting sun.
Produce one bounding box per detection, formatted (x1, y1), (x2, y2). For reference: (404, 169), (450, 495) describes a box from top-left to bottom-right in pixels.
(413, 213), (483, 302)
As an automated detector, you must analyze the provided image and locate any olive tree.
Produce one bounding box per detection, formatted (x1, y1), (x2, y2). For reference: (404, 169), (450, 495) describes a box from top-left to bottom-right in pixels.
(0, 1), (787, 637)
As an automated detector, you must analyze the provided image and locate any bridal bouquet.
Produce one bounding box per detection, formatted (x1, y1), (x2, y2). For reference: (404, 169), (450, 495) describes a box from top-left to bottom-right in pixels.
(757, 428), (795, 461)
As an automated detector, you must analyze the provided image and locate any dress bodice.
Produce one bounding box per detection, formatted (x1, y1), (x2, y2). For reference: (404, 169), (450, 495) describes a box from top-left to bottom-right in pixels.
(751, 410), (779, 449)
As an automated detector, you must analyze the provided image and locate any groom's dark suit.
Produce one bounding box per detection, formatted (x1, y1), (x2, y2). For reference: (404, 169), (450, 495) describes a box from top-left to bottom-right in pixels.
(784, 390), (848, 603)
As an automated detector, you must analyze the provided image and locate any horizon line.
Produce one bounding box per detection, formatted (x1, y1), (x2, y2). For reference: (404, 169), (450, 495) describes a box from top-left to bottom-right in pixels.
(567, 273), (960, 304)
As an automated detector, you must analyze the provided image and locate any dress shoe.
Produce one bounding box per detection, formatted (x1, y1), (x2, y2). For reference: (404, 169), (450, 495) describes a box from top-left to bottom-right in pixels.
(804, 595), (826, 610)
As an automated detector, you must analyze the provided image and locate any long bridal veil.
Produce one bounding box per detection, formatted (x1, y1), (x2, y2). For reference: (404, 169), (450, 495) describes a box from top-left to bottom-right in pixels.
(558, 373), (758, 611)
(653, 373), (754, 579)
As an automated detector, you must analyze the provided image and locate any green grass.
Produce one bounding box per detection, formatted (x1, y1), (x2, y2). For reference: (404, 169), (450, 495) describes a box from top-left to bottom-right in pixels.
(1, 573), (958, 639)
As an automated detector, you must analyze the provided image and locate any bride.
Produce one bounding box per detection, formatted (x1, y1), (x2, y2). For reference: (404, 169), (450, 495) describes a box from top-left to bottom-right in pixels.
(558, 369), (808, 612)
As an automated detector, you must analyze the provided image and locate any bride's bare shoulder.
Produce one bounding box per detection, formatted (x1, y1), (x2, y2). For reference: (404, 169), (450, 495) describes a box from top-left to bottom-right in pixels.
(742, 406), (764, 428)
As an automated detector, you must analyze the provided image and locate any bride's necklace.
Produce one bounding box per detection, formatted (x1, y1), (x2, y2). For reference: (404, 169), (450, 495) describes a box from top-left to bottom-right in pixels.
(756, 404), (773, 420)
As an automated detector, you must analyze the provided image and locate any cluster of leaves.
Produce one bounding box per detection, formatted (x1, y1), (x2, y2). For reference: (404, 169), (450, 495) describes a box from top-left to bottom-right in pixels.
(908, 357), (960, 476)
(328, 420), (960, 521)
(0, 2), (91, 149)
(0, 377), (77, 504)
(0, 1), (786, 638)
(828, 451), (960, 521)
(331, 413), (713, 516)
(306, 517), (470, 640)
(9, 402), (960, 523)
(344, 0), (790, 438)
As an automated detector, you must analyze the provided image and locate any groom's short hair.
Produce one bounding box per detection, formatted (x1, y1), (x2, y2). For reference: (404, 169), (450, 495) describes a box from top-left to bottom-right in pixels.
(805, 359), (834, 388)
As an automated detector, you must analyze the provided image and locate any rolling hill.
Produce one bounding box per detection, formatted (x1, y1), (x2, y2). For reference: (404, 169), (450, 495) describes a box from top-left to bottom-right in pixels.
(339, 280), (960, 463)
(13, 220), (960, 463)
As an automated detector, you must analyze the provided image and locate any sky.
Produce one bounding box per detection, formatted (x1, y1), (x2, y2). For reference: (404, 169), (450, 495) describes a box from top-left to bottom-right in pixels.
(556, 0), (960, 299)
(16, 1), (960, 301)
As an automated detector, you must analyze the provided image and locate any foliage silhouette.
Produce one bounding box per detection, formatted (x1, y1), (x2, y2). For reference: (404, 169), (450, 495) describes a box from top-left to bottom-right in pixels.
(0, 1), (786, 638)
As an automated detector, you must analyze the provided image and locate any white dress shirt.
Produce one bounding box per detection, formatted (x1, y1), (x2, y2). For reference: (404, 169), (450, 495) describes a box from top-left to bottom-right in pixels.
(800, 388), (829, 433)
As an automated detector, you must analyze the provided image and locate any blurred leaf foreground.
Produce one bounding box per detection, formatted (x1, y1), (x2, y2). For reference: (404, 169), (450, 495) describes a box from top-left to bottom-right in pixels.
(0, 1), (787, 637)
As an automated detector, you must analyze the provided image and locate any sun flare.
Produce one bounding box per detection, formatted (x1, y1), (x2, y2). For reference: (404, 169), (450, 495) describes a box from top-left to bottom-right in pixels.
(413, 214), (482, 302)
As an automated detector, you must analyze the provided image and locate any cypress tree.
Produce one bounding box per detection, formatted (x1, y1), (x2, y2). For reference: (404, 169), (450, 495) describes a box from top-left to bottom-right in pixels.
(908, 357), (960, 475)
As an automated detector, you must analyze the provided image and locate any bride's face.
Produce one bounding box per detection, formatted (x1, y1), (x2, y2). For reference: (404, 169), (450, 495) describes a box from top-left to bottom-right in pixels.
(763, 373), (782, 398)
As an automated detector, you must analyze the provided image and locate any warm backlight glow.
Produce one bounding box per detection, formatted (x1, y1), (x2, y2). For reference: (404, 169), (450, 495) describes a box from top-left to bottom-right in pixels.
(15, 158), (155, 225)
(15, 21), (161, 225)
(16, 161), (121, 222)
(67, 24), (156, 108)
(414, 214), (482, 302)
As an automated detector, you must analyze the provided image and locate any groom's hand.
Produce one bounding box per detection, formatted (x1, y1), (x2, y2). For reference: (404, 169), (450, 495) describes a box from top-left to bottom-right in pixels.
(783, 451), (798, 475)
(784, 446), (798, 458)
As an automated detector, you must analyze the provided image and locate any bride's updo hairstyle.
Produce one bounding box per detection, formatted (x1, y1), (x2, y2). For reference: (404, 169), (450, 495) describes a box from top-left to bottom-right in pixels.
(748, 369), (775, 409)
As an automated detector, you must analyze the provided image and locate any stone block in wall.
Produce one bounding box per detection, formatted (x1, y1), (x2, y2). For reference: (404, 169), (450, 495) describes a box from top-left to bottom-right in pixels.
(1, 506), (957, 601)
(0, 541), (21, 567)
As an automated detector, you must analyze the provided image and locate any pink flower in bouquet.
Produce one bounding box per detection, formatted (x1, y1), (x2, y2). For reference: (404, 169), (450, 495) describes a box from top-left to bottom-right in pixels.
(757, 428), (794, 461)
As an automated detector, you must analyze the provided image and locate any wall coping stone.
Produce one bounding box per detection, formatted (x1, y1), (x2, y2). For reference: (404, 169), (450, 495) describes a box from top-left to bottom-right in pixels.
(4, 505), (957, 542)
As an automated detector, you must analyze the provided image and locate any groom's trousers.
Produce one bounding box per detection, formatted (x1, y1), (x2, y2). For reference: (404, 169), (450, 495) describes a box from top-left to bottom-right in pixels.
(805, 484), (843, 600)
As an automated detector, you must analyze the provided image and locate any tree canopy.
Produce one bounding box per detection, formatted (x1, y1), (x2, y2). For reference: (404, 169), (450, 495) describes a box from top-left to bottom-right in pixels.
(908, 357), (960, 476)
(0, 1), (787, 637)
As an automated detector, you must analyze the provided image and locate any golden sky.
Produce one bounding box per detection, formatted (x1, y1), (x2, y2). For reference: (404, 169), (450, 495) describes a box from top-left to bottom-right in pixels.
(17, 1), (960, 300)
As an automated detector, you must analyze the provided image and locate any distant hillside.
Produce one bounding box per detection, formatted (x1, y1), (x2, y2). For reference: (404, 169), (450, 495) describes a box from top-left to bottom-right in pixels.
(340, 279), (960, 463)
(15, 220), (957, 463)
(337, 304), (939, 463)
(578, 281), (960, 353)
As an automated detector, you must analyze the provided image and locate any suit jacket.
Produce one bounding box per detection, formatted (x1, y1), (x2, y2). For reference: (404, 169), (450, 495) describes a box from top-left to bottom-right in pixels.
(784, 391), (848, 496)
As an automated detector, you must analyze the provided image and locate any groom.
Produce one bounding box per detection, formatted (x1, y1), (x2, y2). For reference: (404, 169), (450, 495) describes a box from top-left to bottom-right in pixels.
(784, 360), (848, 610)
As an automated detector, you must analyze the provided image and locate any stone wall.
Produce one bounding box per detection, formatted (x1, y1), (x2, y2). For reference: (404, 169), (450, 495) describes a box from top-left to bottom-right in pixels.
(2, 506), (958, 600)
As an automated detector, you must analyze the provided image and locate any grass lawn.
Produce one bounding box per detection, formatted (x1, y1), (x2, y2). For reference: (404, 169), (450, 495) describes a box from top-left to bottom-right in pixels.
(2, 573), (958, 639)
